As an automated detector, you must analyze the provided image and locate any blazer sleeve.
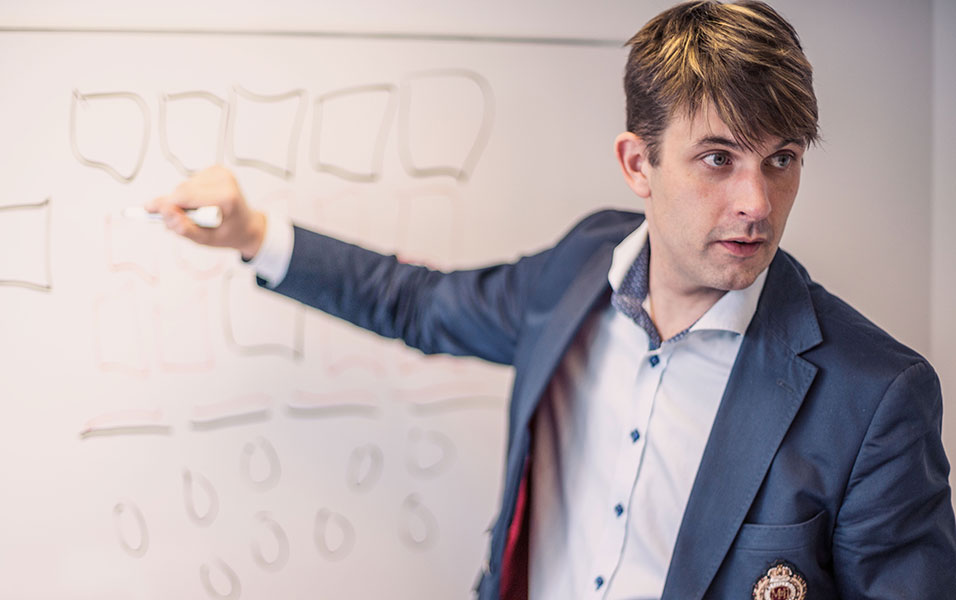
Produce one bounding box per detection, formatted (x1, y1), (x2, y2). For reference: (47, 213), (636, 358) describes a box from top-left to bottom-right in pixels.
(264, 225), (553, 365)
(832, 360), (956, 598)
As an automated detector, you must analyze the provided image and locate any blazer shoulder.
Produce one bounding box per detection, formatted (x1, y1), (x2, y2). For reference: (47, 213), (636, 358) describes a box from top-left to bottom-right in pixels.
(549, 209), (644, 254)
(779, 251), (936, 387)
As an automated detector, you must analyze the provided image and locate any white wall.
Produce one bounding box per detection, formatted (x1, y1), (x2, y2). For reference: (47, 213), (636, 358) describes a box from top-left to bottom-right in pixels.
(932, 0), (956, 500)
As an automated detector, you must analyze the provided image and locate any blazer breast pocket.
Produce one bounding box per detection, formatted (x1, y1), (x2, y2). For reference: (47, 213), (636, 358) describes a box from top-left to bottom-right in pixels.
(705, 511), (838, 599)
(734, 509), (828, 551)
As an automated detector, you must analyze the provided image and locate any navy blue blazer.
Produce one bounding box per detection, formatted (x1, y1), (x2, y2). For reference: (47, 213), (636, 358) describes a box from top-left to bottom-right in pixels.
(267, 210), (956, 599)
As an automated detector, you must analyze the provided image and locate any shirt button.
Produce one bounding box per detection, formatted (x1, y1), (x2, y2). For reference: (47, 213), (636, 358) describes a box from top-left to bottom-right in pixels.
(630, 429), (641, 443)
(614, 503), (624, 517)
(649, 355), (660, 367)
(595, 576), (605, 590)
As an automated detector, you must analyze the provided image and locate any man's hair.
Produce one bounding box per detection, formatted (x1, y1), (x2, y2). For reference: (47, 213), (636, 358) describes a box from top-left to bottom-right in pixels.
(625, 0), (819, 164)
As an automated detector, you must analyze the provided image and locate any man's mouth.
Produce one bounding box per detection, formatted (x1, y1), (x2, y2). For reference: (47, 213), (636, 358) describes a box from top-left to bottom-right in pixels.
(718, 238), (764, 258)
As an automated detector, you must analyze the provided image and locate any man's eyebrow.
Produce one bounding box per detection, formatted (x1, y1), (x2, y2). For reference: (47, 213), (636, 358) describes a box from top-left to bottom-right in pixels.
(694, 135), (741, 150)
(693, 136), (804, 151)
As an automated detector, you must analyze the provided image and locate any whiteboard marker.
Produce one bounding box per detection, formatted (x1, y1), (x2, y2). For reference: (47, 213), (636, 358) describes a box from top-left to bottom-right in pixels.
(121, 206), (223, 228)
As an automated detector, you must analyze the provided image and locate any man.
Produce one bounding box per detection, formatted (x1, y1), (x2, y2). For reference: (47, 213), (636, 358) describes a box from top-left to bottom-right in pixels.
(150, 1), (956, 598)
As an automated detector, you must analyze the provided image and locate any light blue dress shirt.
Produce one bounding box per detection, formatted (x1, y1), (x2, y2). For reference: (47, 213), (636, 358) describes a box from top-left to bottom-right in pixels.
(529, 222), (767, 600)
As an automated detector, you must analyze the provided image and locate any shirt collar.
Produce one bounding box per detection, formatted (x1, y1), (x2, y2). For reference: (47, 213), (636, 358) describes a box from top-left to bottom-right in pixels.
(607, 221), (767, 337)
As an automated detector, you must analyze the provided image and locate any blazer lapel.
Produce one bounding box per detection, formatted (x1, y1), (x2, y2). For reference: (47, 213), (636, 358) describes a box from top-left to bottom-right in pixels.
(661, 251), (823, 600)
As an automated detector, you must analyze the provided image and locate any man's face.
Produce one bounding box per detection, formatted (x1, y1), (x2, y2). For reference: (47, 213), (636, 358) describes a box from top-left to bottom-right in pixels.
(625, 107), (805, 297)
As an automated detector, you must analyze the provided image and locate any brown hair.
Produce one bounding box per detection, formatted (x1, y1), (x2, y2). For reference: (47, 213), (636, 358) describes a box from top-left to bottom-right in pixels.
(624, 0), (819, 164)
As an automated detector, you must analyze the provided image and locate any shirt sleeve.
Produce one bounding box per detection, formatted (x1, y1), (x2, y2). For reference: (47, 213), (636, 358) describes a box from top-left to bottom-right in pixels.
(246, 212), (293, 287)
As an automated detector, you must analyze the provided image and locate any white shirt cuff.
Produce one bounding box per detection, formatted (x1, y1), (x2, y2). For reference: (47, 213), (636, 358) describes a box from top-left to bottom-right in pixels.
(247, 212), (293, 287)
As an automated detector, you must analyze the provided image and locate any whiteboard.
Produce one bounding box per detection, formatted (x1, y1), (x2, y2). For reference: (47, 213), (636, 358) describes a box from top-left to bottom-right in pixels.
(0, 31), (629, 599)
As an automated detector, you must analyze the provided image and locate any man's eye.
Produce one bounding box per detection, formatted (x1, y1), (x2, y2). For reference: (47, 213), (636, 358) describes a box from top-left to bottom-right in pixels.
(702, 153), (730, 167)
(768, 154), (793, 168)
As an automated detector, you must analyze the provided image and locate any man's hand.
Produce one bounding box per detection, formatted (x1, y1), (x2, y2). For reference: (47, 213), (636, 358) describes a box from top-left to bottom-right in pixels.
(147, 165), (266, 260)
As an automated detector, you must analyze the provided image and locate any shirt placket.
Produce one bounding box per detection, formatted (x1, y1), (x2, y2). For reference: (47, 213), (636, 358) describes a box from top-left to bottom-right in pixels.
(586, 344), (669, 597)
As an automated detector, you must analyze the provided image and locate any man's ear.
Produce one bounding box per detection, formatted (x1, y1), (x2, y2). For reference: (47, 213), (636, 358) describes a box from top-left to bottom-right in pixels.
(614, 132), (652, 198)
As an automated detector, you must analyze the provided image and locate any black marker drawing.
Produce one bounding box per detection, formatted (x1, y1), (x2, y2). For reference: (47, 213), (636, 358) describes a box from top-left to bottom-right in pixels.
(346, 443), (384, 492)
(398, 493), (439, 551)
(394, 383), (504, 414)
(221, 269), (305, 360)
(310, 83), (397, 183)
(226, 85), (306, 179)
(80, 409), (171, 440)
(397, 69), (495, 181)
(406, 428), (456, 478)
(199, 558), (241, 600)
(0, 197), (52, 292)
(251, 511), (290, 572)
(191, 394), (272, 431)
(286, 389), (382, 419)
(70, 90), (149, 183)
(112, 501), (149, 558)
(314, 508), (356, 561)
(240, 436), (281, 492)
(159, 91), (229, 176)
(406, 394), (503, 415)
(183, 469), (219, 527)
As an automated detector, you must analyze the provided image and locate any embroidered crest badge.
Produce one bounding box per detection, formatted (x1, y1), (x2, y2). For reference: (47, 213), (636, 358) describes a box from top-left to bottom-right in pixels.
(752, 562), (807, 600)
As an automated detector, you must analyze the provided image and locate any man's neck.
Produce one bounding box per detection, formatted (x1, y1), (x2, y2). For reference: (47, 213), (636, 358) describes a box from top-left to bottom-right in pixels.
(647, 271), (726, 342)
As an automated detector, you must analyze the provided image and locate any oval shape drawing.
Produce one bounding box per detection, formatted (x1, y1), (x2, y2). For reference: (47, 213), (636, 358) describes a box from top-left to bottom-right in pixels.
(406, 428), (456, 478)
(251, 511), (290, 572)
(240, 436), (281, 491)
(183, 469), (219, 527)
(112, 501), (149, 558)
(346, 443), (384, 491)
(399, 493), (439, 551)
(314, 508), (356, 561)
(199, 558), (242, 600)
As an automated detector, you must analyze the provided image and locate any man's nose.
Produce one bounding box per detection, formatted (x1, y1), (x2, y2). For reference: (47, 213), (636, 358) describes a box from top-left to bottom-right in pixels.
(732, 169), (772, 221)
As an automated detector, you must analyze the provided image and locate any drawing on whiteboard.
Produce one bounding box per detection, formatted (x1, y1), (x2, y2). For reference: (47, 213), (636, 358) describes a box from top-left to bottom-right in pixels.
(112, 501), (149, 558)
(190, 394), (273, 431)
(174, 236), (228, 280)
(155, 286), (215, 373)
(159, 91), (229, 176)
(406, 428), (456, 479)
(104, 213), (160, 284)
(70, 90), (149, 183)
(226, 85), (306, 180)
(183, 469), (219, 527)
(221, 268), (306, 360)
(394, 185), (462, 270)
(406, 394), (503, 415)
(398, 493), (439, 551)
(310, 83), (397, 183)
(397, 69), (495, 181)
(80, 409), (171, 439)
(346, 443), (384, 492)
(199, 558), (242, 600)
(251, 511), (290, 572)
(240, 436), (281, 491)
(286, 389), (382, 419)
(92, 282), (150, 378)
(314, 508), (356, 561)
(394, 382), (504, 414)
(0, 198), (53, 292)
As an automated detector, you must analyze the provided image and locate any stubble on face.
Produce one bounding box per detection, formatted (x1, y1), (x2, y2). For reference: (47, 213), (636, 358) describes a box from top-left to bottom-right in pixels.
(642, 107), (802, 301)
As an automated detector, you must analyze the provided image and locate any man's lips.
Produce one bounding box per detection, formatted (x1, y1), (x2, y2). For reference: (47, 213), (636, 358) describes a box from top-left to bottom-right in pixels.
(717, 238), (765, 258)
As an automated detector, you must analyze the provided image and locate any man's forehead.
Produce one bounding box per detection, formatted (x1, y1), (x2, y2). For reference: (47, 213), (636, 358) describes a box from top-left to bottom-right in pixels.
(670, 104), (804, 153)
